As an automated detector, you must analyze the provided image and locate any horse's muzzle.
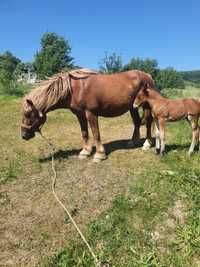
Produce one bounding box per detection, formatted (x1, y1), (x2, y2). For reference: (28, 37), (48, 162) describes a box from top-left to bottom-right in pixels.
(21, 130), (35, 140)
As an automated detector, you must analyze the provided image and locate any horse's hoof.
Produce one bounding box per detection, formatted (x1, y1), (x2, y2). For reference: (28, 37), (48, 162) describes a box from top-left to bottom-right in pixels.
(93, 152), (107, 163)
(159, 151), (165, 157)
(142, 139), (151, 151)
(155, 148), (160, 155)
(78, 148), (92, 160)
(79, 154), (88, 160)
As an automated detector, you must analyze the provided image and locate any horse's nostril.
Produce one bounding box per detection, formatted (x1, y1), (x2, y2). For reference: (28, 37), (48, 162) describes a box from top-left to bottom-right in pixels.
(22, 133), (28, 140)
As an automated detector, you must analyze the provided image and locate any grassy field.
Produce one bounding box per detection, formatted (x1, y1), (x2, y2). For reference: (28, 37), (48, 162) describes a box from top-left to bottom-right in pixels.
(0, 87), (200, 267)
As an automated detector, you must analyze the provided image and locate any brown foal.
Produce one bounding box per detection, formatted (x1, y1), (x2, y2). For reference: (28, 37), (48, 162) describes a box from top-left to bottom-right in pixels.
(135, 87), (200, 155)
(21, 69), (155, 162)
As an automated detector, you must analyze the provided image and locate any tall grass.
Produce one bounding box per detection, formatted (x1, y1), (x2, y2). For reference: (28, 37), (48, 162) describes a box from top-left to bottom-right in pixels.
(0, 81), (30, 97)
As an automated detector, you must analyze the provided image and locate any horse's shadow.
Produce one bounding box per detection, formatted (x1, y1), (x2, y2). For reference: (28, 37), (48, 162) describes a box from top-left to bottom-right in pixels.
(165, 143), (192, 153)
(39, 148), (81, 163)
(104, 138), (147, 155)
(39, 138), (148, 162)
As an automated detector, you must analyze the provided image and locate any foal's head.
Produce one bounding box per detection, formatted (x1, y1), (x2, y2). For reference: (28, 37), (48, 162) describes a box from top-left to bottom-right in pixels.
(21, 99), (46, 140)
(135, 87), (161, 107)
(134, 87), (151, 107)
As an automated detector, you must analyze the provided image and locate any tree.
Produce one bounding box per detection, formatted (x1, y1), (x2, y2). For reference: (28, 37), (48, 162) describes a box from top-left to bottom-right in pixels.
(156, 68), (185, 89)
(123, 57), (159, 80)
(0, 51), (21, 94)
(34, 32), (74, 79)
(99, 52), (123, 73)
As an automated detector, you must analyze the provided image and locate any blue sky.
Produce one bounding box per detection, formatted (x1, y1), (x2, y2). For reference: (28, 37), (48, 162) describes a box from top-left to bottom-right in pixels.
(0, 0), (199, 70)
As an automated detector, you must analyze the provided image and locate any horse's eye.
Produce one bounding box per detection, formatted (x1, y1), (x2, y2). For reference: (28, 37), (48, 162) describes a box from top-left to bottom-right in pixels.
(30, 112), (35, 118)
(25, 111), (30, 117)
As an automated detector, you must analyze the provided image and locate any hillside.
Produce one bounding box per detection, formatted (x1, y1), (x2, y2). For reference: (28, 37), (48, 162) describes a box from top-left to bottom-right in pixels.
(181, 70), (200, 83)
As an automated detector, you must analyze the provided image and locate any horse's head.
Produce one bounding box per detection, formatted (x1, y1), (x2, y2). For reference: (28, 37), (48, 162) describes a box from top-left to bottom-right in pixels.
(21, 99), (46, 140)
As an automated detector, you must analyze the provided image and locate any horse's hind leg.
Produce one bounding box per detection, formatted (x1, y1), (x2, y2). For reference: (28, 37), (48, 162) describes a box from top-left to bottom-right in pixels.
(76, 112), (92, 159)
(188, 116), (199, 155)
(86, 110), (107, 162)
(130, 106), (141, 144)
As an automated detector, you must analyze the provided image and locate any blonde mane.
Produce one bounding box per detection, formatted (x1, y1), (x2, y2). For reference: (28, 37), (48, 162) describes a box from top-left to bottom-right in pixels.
(22, 68), (98, 113)
(22, 72), (71, 113)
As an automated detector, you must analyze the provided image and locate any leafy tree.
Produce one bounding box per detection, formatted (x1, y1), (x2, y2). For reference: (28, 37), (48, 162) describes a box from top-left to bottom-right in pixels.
(14, 62), (35, 79)
(34, 32), (74, 79)
(99, 52), (123, 73)
(0, 51), (21, 94)
(123, 57), (184, 89)
(156, 68), (185, 89)
(123, 57), (159, 80)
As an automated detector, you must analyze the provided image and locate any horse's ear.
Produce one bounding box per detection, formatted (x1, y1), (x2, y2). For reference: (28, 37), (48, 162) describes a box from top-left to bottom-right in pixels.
(26, 99), (37, 112)
(26, 99), (34, 107)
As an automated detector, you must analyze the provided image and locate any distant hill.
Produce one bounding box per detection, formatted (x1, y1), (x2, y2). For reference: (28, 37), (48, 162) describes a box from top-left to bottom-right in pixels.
(180, 70), (200, 82)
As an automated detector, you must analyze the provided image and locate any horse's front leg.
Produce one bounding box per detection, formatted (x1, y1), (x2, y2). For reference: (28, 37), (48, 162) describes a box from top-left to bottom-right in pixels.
(76, 112), (92, 159)
(188, 116), (199, 155)
(142, 107), (153, 150)
(86, 110), (107, 162)
(130, 106), (141, 144)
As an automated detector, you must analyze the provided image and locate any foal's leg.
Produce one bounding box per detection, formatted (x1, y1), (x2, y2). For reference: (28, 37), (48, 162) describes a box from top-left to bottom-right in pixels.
(130, 106), (141, 143)
(76, 112), (92, 159)
(142, 107), (153, 150)
(188, 116), (199, 155)
(154, 120), (161, 154)
(86, 111), (107, 162)
(158, 118), (166, 156)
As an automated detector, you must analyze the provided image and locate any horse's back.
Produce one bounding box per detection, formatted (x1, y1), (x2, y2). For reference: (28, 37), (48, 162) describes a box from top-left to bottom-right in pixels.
(183, 98), (200, 114)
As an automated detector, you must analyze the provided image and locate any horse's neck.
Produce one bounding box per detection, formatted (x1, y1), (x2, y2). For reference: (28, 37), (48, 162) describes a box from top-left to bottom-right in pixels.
(45, 97), (70, 113)
(35, 92), (70, 114)
(150, 91), (164, 99)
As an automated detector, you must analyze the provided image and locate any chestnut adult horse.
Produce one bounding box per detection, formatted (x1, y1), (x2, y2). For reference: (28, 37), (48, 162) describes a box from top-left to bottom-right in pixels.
(21, 68), (155, 162)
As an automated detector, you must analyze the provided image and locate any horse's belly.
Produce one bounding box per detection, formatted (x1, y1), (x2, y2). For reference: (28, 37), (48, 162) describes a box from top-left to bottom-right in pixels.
(93, 103), (131, 117)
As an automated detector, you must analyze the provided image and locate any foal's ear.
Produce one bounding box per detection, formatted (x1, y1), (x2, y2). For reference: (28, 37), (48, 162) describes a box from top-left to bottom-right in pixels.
(143, 88), (149, 95)
(142, 82), (149, 96)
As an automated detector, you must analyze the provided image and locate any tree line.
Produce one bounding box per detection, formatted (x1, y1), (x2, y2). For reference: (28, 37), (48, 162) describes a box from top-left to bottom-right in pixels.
(0, 32), (186, 96)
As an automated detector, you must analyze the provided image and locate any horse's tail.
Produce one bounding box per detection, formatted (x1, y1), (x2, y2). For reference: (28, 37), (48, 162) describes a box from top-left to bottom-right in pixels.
(139, 72), (156, 93)
(145, 73), (155, 89)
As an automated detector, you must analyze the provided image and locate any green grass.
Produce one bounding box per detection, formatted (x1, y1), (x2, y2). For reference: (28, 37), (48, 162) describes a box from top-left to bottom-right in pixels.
(42, 150), (200, 266)
(0, 81), (31, 97)
(0, 160), (19, 184)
